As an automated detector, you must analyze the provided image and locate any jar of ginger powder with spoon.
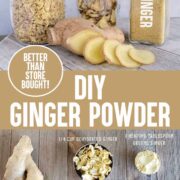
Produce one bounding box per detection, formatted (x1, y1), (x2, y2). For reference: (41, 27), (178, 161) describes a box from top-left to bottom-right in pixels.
(130, 0), (170, 45)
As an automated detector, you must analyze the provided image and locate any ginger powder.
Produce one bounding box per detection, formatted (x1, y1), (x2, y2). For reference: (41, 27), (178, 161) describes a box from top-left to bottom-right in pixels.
(130, 0), (169, 45)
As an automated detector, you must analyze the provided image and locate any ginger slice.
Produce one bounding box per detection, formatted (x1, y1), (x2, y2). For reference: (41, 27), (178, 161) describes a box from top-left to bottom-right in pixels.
(103, 39), (121, 65)
(129, 48), (155, 65)
(116, 45), (141, 68)
(66, 29), (101, 55)
(84, 36), (105, 64)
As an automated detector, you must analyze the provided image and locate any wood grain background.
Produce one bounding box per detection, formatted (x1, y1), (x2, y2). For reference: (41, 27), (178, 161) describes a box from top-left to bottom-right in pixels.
(0, 130), (179, 180)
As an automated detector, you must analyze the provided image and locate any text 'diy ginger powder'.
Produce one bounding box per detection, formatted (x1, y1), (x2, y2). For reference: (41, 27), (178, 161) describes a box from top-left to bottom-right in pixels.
(130, 0), (169, 45)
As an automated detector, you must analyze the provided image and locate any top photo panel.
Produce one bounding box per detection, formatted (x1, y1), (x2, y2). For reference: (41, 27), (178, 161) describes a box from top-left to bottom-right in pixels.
(0, 0), (180, 71)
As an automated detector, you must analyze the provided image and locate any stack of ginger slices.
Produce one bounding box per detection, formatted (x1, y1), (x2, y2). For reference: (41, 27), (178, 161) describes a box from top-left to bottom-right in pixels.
(103, 39), (155, 68)
(66, 30), (155, 67)
(47, 18), (155, 67)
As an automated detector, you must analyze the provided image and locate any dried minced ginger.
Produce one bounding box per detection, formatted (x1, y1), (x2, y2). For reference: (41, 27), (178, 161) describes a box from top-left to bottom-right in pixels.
(73, 144), (112, 180)
(78, 0), (117, 28)
(12, 0), (64, 44)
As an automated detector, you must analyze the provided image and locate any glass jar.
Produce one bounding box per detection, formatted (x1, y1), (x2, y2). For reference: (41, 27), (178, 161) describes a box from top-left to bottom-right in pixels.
(11, 0), (65, 44)
(129, 0), (170, 45)
(78, 0), (117, 28)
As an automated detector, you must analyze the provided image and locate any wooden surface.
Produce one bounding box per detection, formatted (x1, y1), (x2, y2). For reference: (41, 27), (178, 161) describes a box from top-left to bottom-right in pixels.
(0, 36), (5, 41)
(0, 18), (180, 70)
(0, 130), (179, 180)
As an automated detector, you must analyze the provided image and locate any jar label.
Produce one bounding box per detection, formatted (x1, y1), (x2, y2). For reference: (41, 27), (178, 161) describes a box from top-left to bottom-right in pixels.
(130, 0), (166, 45)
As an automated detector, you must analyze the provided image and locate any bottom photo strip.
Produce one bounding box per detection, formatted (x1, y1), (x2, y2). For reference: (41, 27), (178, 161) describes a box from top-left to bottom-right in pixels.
(0, 130), (179, 180)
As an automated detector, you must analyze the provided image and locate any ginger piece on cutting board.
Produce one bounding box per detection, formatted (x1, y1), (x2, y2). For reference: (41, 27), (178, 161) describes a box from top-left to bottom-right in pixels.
(3, 136), (43, 180)
(84, 36), (105, 64)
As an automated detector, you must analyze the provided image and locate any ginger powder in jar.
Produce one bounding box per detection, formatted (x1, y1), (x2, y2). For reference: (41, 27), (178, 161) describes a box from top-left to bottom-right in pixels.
(130, 0), (170, 45)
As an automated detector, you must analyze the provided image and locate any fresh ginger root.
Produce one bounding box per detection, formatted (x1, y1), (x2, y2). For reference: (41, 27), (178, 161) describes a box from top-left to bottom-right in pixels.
(66, 30), (100, 55)
(47, 18), (125, 55)
(3, 136), (43, 180)
(102, 27), (125, 44)
(3, 136), (33, 180)
(47, 18), (101, 45)
(26, 155), (43, 180)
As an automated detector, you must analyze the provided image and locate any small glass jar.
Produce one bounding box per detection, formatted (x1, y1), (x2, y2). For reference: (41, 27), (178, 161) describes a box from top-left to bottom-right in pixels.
(78, 0), (117, 28)
(11, 0), (65, 44)
(129, 0), (170, 45)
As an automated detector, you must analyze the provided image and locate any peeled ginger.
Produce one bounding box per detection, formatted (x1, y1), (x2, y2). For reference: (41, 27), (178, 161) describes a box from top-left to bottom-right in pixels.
(103, 39), (121, 65)
(116, 45), (141, 68)
(66, 30), (100, 55)
(84, 36), (105, 64)
(129, 48), (155, 65)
